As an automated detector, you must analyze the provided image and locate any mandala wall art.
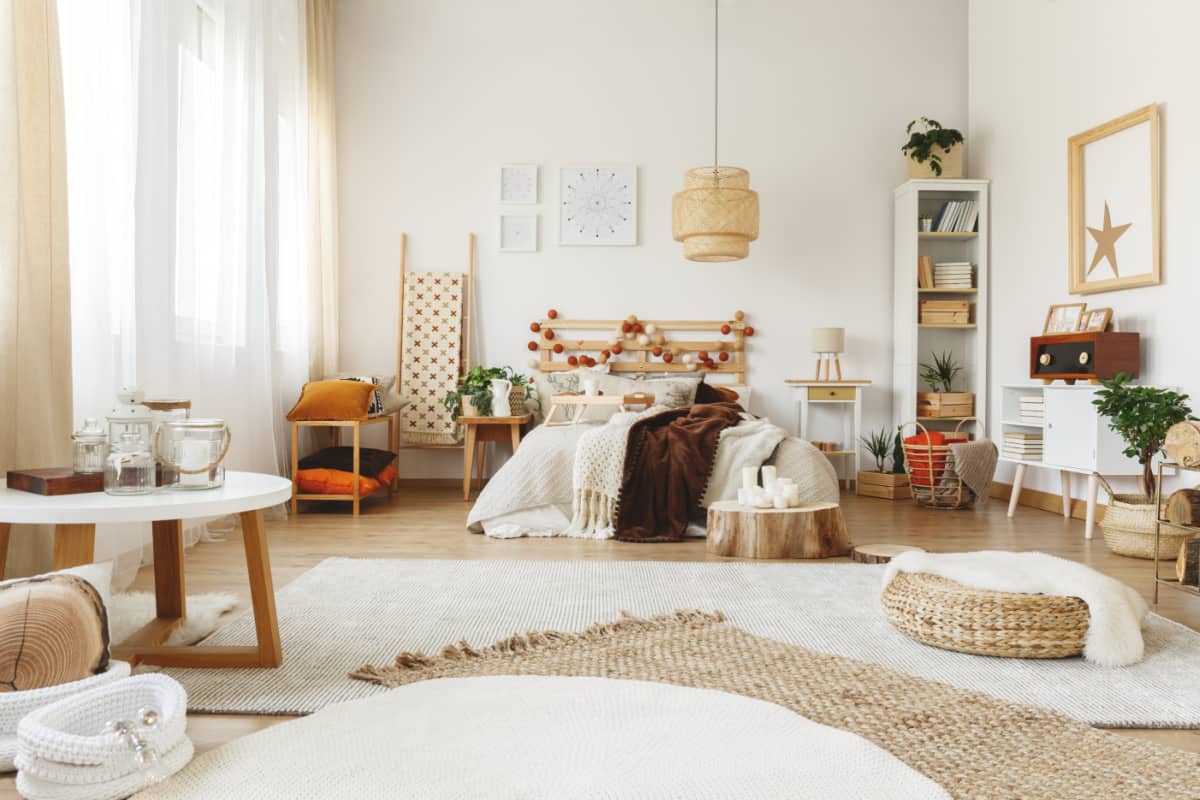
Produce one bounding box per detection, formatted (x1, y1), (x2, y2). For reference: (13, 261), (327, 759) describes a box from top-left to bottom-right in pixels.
(558, 164), (638, 246)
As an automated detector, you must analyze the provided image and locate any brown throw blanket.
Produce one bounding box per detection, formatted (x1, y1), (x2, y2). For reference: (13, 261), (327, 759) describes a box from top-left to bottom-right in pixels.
(615, 402), (743, 542)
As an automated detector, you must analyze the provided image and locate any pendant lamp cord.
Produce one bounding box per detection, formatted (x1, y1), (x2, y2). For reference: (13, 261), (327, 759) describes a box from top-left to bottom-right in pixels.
(713, 0), (719, 178)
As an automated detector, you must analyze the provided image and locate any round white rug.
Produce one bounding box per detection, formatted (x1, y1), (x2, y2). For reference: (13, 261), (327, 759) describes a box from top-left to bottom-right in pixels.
(136, 676), (949, 799)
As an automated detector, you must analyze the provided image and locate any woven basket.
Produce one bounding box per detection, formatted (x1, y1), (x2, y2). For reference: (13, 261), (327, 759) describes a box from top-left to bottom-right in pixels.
(1095, 473), (1187, 560)
(508, 387), (527, 417)
(882, 572), (1088, 659)
(899, 419), (975, 510)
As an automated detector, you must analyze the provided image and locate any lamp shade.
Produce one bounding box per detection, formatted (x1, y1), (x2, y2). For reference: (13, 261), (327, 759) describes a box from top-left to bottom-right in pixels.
(672, 166), (759, 262)
(811, 327), (845, 354)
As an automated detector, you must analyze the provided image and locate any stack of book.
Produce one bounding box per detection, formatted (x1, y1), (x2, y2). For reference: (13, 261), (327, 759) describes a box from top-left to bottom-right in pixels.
(1019, 395), (1044, 424)
(930, 200), (979, 233)
(933, 262), (974, 289)
(1003, 432), (1043, 461)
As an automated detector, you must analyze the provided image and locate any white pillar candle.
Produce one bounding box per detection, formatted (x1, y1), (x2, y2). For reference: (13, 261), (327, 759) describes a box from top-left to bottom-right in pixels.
(772, 496), (788, 509)
(741, 466), (758, 493)
(737, 488), (747, 506)
(178, 439), (209, 487)
(760, 465), (777, 485)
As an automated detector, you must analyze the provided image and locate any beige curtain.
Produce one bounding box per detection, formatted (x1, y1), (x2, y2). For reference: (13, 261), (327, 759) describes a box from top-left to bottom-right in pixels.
(306, 0), (339, 380)
(0, 0), (73, 577)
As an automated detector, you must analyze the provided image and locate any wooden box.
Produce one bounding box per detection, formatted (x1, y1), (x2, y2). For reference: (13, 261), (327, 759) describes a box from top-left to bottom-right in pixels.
(919, 300), (971, 325)
(857, 471), (910, 500)
(916, 392), (974, 418)
(6, 468), (104, 496)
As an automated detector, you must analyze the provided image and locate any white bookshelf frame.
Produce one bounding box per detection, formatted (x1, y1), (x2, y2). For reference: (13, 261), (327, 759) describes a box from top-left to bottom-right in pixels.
(893, 179), (990, 435)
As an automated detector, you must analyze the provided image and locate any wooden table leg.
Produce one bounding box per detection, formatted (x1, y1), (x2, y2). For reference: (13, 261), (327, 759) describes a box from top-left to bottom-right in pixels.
(153, 520), (187, 619)
(1006, 463), (1026, 519)
(1059, 470), (1072, 519)
(0, 523), (9, 579)
(240, 508), (282, 666)
(475, 441), (486, 494)
(290, 422), (300, 515)
(52, 524), (96, 569)
(462, 424), (477, 501)
(510, 423), (521, 454)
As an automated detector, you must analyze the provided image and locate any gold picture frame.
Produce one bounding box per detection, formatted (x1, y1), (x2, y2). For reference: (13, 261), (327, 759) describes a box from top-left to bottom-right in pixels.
(1043, 303), (1087, 335)
(1078, 307), (1113, 332)
(1068, 104), (1160, 295)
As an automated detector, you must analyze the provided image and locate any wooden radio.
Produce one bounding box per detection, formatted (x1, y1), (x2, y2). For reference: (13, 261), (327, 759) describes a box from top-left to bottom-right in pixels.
(1029, 332), (1139, 385)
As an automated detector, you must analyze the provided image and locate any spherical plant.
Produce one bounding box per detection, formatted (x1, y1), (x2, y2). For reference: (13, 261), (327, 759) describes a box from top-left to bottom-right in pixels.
(527, 341), (538, 351)
(527, 358), (540, 370)
(598, 354), (609, 364)
(612, 344), (623, 355)
(704, 359), (716, 370)
(637, 333), (650, 346)
(743, 326), (755, 336)
(734, 310), (745, 322)
(652, 346), (663, 357)
(553, 343), (564, 354)
(547, 309), (558, 319)
(682, 353), (696, 365)
(543, 328), (555, 340)
(644, 323), (658, 335)
(585, 356), (597, 367)
(654, 334), (666, 346)
(662, 352), (674, 363)
(621, 322), (633, 334)
(720, 324), (732, 335)
(626, 314), (637, 324)
(530, 322), (541, 332)
(567, 355), (579, 366)
(697, 350), (709, 361)
(718, 351), (730, 362)
(632, 323), (644, 334)
(601, 349), (611, 359)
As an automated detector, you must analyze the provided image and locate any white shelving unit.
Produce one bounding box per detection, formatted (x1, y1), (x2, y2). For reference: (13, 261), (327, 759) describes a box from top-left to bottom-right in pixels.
(893, 179), (990, 435)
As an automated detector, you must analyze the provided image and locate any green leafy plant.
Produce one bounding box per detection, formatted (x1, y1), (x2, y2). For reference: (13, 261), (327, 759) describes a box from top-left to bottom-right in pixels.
(1092, 373), (1195, 497)
(892, 426), (906, 475)
(919, 350), (962, 393)
(901, 118), (964, 177)
(859, 428), (893, 473)
(444, 365), (531, 417)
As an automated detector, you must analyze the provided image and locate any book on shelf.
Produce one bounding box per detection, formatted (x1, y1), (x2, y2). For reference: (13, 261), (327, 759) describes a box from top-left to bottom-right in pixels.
(1003, 432), (1042, 439)
(1019, 395), (1044, 404)
(917, 256), (934, 289)
(932, 262), (974, 289)
(931, 200), (979, 233)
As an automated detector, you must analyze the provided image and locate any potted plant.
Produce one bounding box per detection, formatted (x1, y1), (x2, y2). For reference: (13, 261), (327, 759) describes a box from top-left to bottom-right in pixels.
(917, 350), (973, 418)
(901, 118), (964, 178)
(1089, 374), (1194, 559)
(445, 366), (539, 417)
(857, 428), (910, 500)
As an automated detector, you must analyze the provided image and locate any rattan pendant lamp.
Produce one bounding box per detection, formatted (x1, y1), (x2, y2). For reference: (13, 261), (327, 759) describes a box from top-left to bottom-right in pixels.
(672, 0), (759, 262)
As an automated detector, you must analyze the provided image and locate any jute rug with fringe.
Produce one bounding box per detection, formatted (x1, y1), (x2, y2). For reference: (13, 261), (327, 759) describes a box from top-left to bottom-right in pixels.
(352, 610), (1200, 800)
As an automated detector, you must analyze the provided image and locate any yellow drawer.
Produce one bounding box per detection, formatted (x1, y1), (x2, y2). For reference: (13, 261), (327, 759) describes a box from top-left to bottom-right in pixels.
(808, 386), (856, 401)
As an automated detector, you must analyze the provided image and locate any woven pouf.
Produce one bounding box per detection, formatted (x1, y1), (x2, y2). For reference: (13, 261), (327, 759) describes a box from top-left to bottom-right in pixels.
(882, 572), (1089, 659)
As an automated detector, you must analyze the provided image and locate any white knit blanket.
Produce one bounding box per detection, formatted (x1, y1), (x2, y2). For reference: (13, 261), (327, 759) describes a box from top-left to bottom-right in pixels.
(563, 410), (654, 538)
(883, 550), (1149, 667)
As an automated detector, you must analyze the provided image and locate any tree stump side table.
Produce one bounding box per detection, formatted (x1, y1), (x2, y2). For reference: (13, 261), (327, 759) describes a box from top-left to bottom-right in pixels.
(706, 501), (851, 559)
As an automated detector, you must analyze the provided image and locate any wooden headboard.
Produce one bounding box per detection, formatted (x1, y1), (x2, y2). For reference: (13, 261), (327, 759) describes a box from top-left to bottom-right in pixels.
(527, 311), (756, 384)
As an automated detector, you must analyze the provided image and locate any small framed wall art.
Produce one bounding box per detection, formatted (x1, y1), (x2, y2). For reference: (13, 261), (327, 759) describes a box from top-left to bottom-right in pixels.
(558, 164), (637, 246)
(1068, 104), (1160, 295)
(1043, 302), (1087, 335)
(500, 164), (538, 204)
(498, 214), (538, 253)
(1079, 307), (1113, 332)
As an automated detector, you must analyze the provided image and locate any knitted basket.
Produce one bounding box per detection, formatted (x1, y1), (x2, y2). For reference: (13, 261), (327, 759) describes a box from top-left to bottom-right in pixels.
(1095, 474), (1187, 560)
(882, 571), (1089, 659)
(508, 386), (528, 417)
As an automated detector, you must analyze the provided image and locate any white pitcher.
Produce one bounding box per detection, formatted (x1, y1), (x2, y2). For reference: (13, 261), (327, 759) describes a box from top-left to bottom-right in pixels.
(490, 378), (512, 416)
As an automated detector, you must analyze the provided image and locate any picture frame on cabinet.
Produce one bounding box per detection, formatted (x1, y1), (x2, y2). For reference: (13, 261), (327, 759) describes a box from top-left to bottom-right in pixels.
(498, 214), (538, 253)
(1068, 104), (1160, 295)
(558, 164), (638, 246)
(1078, 307), (1113, 332)
(499, 164), (539, 204)
(1043, 302), (1087, 335)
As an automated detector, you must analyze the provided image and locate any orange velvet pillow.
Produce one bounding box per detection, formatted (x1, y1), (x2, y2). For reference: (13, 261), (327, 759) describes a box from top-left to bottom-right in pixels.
(286, 380), (379, 422)
(295, 464), (397, 496)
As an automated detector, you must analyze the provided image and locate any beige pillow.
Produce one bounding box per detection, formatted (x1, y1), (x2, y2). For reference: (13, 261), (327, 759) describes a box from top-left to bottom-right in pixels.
(533, 366), (618, 420)
(615, 374), (702, 408)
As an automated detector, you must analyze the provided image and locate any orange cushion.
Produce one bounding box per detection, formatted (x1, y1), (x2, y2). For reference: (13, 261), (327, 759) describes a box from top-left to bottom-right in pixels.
(295, 464), (397, 496)
(904, 431), (948, 487)
(287, 380), (379, 422)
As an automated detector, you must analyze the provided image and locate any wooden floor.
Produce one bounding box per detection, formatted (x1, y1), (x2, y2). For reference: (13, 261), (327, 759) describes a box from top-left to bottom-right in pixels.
(2, 487), (1198, 795)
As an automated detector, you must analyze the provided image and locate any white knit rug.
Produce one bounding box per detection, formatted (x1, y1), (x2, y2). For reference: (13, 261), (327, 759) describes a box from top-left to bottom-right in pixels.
(136, 676), (951, 800)
(163, 558), (1200, 727)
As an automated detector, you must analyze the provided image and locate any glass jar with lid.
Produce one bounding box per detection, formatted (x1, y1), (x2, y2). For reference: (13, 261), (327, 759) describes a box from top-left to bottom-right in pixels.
(154, 419), (230, 490)
(107, 387), (154, 452)
(72, 418), (108, 474)
(104, 432), (156, 495)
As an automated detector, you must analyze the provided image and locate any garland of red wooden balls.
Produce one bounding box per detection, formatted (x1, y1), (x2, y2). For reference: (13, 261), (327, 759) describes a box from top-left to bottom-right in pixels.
(527, 309), (753, 370)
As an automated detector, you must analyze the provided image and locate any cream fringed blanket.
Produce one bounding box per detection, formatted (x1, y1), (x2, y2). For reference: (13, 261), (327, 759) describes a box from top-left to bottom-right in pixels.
(398, 271), (464, 446)
(351, 611), (1200, 800)
(563, 410), (650, 538)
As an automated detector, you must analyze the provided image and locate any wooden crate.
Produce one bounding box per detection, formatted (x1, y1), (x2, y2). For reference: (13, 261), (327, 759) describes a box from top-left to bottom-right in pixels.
(919, 299), (971, 325)
(916, 392), (975, 418)
(857, 471), (911, 500)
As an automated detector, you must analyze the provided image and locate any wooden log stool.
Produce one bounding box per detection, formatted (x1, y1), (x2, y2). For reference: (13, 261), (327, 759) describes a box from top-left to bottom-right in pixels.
(706, 501), (850, 559)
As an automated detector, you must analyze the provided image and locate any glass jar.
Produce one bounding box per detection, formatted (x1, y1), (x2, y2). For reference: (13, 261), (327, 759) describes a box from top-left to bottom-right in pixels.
(107, 387), (154, 452)
(72, 418), (108, 474)
(154, 419), (229, 490)
(104, 432), (156, 495)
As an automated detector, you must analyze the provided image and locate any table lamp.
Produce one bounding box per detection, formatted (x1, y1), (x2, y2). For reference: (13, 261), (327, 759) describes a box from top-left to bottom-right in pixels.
(811, 327), (845, 382)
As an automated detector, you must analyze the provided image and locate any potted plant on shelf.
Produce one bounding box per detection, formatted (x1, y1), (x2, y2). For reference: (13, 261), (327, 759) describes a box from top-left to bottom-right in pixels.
(917, 351), (974, 419)
(1092, 373), (1196, 559)
(445, 366), (538, 418)
(857, 428), (910, 500)
(902, 118), (964, 179)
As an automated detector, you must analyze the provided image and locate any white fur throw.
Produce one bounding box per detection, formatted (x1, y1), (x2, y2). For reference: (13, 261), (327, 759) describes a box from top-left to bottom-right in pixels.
(883, 551), (1149, 668)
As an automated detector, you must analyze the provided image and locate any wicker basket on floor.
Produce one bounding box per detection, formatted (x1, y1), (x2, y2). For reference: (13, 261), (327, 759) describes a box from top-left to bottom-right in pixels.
(882, 571), (1089, 659)
(1095, 473), (1187, 560)
(900, 419), (975, 510)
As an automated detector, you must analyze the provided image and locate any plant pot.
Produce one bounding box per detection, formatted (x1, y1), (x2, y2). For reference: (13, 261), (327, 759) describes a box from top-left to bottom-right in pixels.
(1095, 474), (1188, 560)
(460, 397), (482, 417)
(916, 392), (974, 418)
(907, 142), (963, 179)
(857, 471), (910, 500)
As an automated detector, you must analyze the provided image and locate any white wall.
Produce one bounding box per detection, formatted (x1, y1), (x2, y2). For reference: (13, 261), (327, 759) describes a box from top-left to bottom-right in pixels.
(335, 0), (968, 477)
(969, 0), (1200, 498)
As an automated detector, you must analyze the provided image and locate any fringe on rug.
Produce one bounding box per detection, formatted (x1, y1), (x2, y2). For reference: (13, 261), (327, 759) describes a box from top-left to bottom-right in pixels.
(400, 429), (463, 447)
(349, 609), (726, 686)
(563, 488), (618, 538)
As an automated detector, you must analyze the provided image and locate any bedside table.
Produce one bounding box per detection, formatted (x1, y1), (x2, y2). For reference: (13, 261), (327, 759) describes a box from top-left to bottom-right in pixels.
(784, 380), (871, 489)
(459, 414), (533, 501)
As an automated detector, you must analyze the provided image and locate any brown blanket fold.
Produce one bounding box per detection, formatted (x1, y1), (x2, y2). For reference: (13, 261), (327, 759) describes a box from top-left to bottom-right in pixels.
(615, 402), (744, 542)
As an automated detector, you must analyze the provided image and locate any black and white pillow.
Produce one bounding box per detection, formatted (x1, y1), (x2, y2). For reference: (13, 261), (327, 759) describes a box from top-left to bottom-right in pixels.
(343, 375), (396, 417)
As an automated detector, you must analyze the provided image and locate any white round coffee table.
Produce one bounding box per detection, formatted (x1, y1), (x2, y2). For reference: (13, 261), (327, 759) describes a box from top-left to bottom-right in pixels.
(0, 471), (291, 669)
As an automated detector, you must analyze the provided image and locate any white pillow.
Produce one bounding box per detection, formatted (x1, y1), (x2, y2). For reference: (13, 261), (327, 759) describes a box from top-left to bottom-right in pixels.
(533, 366), (617, 420)
(615, 375), (702, 408)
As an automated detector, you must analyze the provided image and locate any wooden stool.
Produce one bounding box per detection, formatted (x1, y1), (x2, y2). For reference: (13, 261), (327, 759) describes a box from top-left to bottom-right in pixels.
(459, 414), (532, 501)
(851, 544), (926, 564)
(706, 501), (850, 559)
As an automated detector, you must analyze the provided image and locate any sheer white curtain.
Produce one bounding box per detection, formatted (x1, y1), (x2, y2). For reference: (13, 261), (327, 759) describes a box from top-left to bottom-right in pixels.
(58, 0), (310, 588)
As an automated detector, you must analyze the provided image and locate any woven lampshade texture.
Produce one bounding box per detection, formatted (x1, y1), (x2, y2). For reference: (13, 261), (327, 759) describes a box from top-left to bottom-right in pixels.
(672, 166), (759, 262)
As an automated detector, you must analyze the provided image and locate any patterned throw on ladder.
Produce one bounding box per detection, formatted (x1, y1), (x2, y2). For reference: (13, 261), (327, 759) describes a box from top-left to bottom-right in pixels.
(398, 272), (465, 446)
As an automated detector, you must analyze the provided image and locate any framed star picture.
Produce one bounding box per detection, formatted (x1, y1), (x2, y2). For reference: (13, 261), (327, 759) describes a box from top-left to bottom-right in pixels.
(1068, 104), (1160, 295)
(558, 165), (638, 246)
